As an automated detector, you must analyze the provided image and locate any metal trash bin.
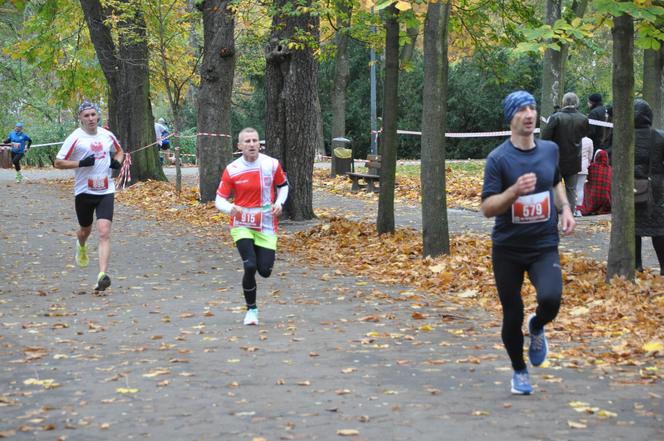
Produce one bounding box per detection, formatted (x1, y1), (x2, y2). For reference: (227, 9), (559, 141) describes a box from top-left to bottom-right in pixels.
(0, 145), (12, 169)
(332, 147), (352, 177)
(331, 137), (352, 177)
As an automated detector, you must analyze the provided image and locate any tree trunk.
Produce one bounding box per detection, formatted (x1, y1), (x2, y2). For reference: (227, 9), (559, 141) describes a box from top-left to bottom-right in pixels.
(315, 98), (326, 158)
(186, 0), (201, 108)
(421, 1), (451, 257)
(377, 4), (399, 234)
(559, 0), (589, 98)
(153, 2), (191, 193)
(607, 10), (635, 281)
(540, 0), (562, 120)
(80, 0), (165, 183)
(173, 107), (185, 193)
(196, 0), (235, 202)
(331, 2), (351, 139)
(400, 23), (419, 65)
(265, 0), (320, 221)
(643, 46), (664, 128)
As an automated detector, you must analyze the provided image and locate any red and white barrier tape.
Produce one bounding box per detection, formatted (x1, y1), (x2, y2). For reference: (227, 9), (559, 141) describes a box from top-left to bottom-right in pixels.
(394, 128), (540, 137)
(178, 132), (232, 138)
(116, 151), (132, 189)
(114, 131), (230, 187)
(29, 141), (64, 148)
(28, 131), (230, 150)
(588, 118), (614, 128)
(541, 116), (614, 128)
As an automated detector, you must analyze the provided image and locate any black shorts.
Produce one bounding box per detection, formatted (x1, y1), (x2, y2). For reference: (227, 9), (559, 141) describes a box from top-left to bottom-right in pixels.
(75, 193), (115, 227)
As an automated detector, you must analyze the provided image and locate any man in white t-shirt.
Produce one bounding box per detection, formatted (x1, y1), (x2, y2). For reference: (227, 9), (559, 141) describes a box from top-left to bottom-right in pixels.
(154, 118), (170, 164)
(54, 101), (124, 291)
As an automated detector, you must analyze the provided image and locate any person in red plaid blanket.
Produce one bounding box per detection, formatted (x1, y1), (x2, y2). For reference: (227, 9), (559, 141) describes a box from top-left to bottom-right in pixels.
(579, 149), (611, 216)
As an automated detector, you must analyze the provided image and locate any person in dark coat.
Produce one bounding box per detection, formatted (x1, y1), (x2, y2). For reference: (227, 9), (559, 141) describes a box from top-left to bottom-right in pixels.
(633, 99), (664, 274)
(587, 93), (609, 150)
(541, 92), (590, 212)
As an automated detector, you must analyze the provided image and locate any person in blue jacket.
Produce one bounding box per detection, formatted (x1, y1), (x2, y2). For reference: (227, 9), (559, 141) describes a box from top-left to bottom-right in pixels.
(4, 122), (32, 182)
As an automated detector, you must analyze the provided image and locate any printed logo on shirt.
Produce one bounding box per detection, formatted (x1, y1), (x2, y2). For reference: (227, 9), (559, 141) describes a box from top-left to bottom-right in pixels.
(91, 141), (103, 154)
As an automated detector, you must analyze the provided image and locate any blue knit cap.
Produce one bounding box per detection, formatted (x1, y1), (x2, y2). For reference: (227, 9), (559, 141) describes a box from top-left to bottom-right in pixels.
(78, 101), (97, 114)
(502, 91), (536, 124)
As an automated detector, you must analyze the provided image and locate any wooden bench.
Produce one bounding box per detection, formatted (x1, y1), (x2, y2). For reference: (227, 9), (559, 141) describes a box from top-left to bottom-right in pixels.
(347, 155), (381, 193)
(366, 154), (381, 175)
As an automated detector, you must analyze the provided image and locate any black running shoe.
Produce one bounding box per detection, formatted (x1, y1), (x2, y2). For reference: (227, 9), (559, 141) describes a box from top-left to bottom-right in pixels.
(94, 272), (111, 291)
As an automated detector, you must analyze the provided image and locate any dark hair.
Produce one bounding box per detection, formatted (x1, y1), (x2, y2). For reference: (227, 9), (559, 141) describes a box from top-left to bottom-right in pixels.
(634, 99), (653, 128)
(588, 93), (602, 104)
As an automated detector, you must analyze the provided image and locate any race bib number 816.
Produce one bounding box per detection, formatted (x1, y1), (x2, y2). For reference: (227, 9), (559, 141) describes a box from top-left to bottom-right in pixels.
(233, 210), (263, 230)
(512, 191), (551, 224)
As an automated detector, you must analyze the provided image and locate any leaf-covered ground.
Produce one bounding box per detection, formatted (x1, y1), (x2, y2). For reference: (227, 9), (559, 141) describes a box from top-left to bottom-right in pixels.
(314, 164), (484, 210)
(112, 179), (664, 379)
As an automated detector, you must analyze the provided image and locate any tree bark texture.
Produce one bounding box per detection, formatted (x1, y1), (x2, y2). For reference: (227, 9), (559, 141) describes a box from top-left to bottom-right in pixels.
(420, 1), (451, 257)
(196, 0), (235, 202)
(264, 0), (320, 221)
(186, 0), (201, 108)
(540, 0), (562, 120)
(80, 0), (165, 183)
(400, 24), (419, 65)
(643, 47), (664, 129)
(558, 0), (589, 102)
(331, 2), (351, 139)
(377, 4), (399, 234)
(607, 11), (635, 281)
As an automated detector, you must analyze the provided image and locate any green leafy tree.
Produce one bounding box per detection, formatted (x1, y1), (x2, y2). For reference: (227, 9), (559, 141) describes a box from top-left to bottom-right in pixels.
(642, 1), (664, 127)
(80, 0), (165, 182)
(539, 0), (590, 118)
(146, 0), (201, 192)
(1, 1), (106, 130)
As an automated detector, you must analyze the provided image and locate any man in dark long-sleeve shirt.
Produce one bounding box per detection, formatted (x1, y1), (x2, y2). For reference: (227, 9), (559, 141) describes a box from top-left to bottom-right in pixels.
(541, 92), (589, 212)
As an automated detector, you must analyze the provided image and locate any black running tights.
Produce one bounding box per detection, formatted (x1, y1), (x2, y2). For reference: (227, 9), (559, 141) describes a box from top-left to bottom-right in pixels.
(492, 247), (562, 372)
(11, 152), (23, 172)
(236, 238), (275, 308)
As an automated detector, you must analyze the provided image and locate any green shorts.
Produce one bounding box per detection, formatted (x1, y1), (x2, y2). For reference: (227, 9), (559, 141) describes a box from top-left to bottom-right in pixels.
(230, 227), (278, 251)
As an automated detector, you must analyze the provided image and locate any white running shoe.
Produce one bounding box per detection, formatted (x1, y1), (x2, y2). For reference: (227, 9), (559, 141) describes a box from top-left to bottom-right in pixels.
(243, 308), (259, 326)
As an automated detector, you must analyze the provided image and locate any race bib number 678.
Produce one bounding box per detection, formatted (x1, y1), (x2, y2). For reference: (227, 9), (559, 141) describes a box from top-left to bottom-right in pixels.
(512, 191), (550, 224)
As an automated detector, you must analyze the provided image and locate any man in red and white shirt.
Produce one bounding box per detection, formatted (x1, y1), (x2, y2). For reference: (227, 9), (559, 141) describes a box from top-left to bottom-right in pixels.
(55, 101), (124, 292)
(215, 127), (288, 325)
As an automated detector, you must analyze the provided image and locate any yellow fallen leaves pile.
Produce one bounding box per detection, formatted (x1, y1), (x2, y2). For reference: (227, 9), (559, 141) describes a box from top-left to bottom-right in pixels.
(313, 164), (483, 209)
(281, 216), (663, 375)
(23, 378), (60, 389)
(107, 180), (662, 374)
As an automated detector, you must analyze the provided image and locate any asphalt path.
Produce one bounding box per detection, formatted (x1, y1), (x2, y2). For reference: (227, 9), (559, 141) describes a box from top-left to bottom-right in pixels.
(0, 166), (662, 440)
